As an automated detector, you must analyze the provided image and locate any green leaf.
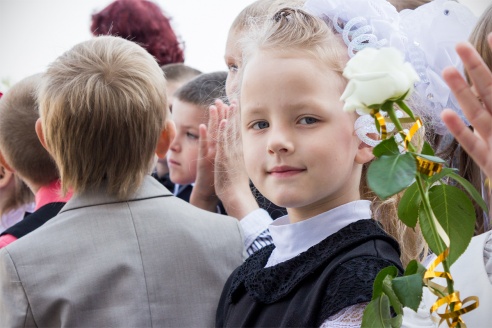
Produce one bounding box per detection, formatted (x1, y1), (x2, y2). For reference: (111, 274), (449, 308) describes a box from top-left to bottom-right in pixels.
(421, 141), (434, 156)
(419, 205), (446, 256)
(395, 98), (416, 121)
(372, 266), (399, 299)
(446, 171), (488, 213)
(367, 153), (417, 200)
(403, 260), (427, 276)
(414, 153), (446, 164)
(382, 275), (403, 316)
(380, 101), (394, 113)
(428, 185), (476, 265)
(398, 182), (421, 228)
(428, 167), (458, 185)
(362, 295), (402, 328)
(392, 274), (424, 312)
(373, 138), (400, 157)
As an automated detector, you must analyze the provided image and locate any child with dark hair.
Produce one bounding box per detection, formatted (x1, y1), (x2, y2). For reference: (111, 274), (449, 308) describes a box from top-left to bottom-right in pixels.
(151, 63), (202, 190)
(91, 0), (184, 66)
(167, 71), (228, 208)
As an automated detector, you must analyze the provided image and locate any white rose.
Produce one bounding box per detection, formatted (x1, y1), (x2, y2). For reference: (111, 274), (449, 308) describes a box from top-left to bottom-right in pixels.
(340, 47), (420, 113)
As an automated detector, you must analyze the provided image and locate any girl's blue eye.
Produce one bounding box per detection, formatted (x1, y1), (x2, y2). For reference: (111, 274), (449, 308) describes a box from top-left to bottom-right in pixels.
(252, 121), (269, 130)
(299, 117), (318, 125)
(186, 132), (199, 140)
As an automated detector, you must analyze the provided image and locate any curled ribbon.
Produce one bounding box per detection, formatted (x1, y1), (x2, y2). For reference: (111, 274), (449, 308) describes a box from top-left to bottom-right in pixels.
(372, 111), (387, 139)
(416, 156), (443, 177)
(424, 249), (479, 327)
(403, 118), (422, 149)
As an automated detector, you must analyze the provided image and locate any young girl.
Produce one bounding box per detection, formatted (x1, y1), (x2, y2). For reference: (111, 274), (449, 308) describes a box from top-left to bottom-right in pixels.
(216, 8), (408, 327)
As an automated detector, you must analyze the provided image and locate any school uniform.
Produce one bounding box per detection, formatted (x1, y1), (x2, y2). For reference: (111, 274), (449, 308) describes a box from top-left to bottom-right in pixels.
(216, 200), (403, 327)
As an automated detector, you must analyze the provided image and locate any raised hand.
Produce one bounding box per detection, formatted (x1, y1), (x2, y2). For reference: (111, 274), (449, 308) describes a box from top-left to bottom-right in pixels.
(189, 102), (226, 213)
(441, 33), (492, 180)
(213, 100), (260, 219)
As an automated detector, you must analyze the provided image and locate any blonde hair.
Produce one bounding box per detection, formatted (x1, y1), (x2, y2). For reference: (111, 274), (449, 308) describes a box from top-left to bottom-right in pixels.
(230, 0), (306, 34)
(0, 74), (59, 187)
(239, 8), (427, 266)
(38, 36), (167, 199)
(469, 4), (492, 73)
(387, 0), (433, 12)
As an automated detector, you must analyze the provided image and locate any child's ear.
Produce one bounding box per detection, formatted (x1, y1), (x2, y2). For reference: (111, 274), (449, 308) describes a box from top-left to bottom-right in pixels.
(355, 133), (377, 164)
(0, 151), (14, 173)
(35, 118), (50, 152)
(155, 119), (176, 159)
(0, 163), (13, 189)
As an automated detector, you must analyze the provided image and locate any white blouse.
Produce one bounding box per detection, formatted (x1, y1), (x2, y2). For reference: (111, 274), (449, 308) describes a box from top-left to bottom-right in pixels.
(264, 200), (373, 327)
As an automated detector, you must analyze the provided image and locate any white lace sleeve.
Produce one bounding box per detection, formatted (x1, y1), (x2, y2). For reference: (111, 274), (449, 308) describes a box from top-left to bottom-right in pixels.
(319, 302), (367, 328)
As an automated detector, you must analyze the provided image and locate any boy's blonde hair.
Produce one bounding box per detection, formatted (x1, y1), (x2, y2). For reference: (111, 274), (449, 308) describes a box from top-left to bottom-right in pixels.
(0, 74), (59, 187)
(38, 36), (168, 199)
(239, 8), (426, 266)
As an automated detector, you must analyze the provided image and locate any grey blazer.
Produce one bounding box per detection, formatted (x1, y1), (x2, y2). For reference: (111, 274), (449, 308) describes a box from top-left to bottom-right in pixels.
(0, 176), (245, 327)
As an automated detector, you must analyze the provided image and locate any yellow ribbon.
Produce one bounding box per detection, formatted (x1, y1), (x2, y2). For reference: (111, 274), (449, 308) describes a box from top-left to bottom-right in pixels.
(424, 249), (479, 327)
(404, 118), (422, 149)
(416, 156), (443, 177)
(372, 111), (387, 140)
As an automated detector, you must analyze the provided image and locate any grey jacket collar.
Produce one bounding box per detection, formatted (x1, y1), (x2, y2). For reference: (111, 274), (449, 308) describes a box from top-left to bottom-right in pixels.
(60, 175), (173, 214)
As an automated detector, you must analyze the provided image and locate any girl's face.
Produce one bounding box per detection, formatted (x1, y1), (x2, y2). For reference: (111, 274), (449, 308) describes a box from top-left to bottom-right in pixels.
(224, 29), (242, 99)
(240, 52), (373, 222)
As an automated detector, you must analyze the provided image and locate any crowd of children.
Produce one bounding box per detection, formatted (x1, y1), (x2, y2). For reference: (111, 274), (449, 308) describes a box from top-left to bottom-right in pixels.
(0, 0), (491, 326)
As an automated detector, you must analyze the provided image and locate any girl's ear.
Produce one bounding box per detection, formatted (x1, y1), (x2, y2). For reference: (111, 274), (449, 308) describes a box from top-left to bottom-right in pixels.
(0, 163), (13, 189)
(355, 133), (377, 164)
(155, 119), (176, 159)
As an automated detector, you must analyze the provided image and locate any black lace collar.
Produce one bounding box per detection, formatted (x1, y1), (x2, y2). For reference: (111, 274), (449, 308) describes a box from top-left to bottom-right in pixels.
(228, 219), (399, 304)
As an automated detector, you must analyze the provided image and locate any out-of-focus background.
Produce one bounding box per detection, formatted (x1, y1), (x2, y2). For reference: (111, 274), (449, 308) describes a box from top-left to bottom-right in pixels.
(0, 0), (488, 92)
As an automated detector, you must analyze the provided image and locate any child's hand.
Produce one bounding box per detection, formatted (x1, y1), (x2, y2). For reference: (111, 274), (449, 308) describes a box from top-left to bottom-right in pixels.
(213, 100), (260, 219)
(189, 103), (225, 213)
(441, 33), (492, 179)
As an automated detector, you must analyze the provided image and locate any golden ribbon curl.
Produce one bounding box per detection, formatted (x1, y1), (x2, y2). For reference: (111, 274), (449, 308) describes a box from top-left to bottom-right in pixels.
(371, 112), (443, 176)
(424, 249), (479, 327)
(416, 156), (442, 176)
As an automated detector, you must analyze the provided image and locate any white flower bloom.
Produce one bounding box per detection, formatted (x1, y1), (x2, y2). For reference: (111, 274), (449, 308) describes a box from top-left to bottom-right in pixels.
(340, 47), (420, 113)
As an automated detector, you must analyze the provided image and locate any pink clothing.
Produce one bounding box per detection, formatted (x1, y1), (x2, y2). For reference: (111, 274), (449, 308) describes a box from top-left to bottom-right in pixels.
(34, 180), (72, 211)
(0, 234), (17, 248)
(0, 180), (70, 248)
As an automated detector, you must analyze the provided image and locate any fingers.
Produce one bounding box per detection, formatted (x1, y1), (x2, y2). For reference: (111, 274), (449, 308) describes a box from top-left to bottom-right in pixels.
(441, 109), (492, 177)
(198, 124), (209, 158)
(208, 105), (219, 141)
(455, 41), (492, 115)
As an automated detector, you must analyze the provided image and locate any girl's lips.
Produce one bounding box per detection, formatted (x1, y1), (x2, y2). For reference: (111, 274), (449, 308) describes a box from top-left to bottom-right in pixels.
(268, 166), (305, 177)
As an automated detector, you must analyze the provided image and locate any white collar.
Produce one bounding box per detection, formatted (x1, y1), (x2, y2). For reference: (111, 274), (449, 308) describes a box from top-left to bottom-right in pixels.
(173, 183), (195, 196)
(265, 200), (372, 268)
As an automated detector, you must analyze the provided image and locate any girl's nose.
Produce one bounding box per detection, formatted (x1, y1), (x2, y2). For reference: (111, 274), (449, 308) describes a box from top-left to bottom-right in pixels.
(267, 126), (294, 155)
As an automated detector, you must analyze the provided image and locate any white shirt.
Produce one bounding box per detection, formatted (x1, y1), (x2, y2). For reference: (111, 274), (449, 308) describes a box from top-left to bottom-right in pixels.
(266, 200), (372, 268)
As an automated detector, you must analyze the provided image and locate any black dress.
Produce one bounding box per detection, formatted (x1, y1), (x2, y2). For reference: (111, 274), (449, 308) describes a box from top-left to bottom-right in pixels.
(216, 219), (403, 328)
